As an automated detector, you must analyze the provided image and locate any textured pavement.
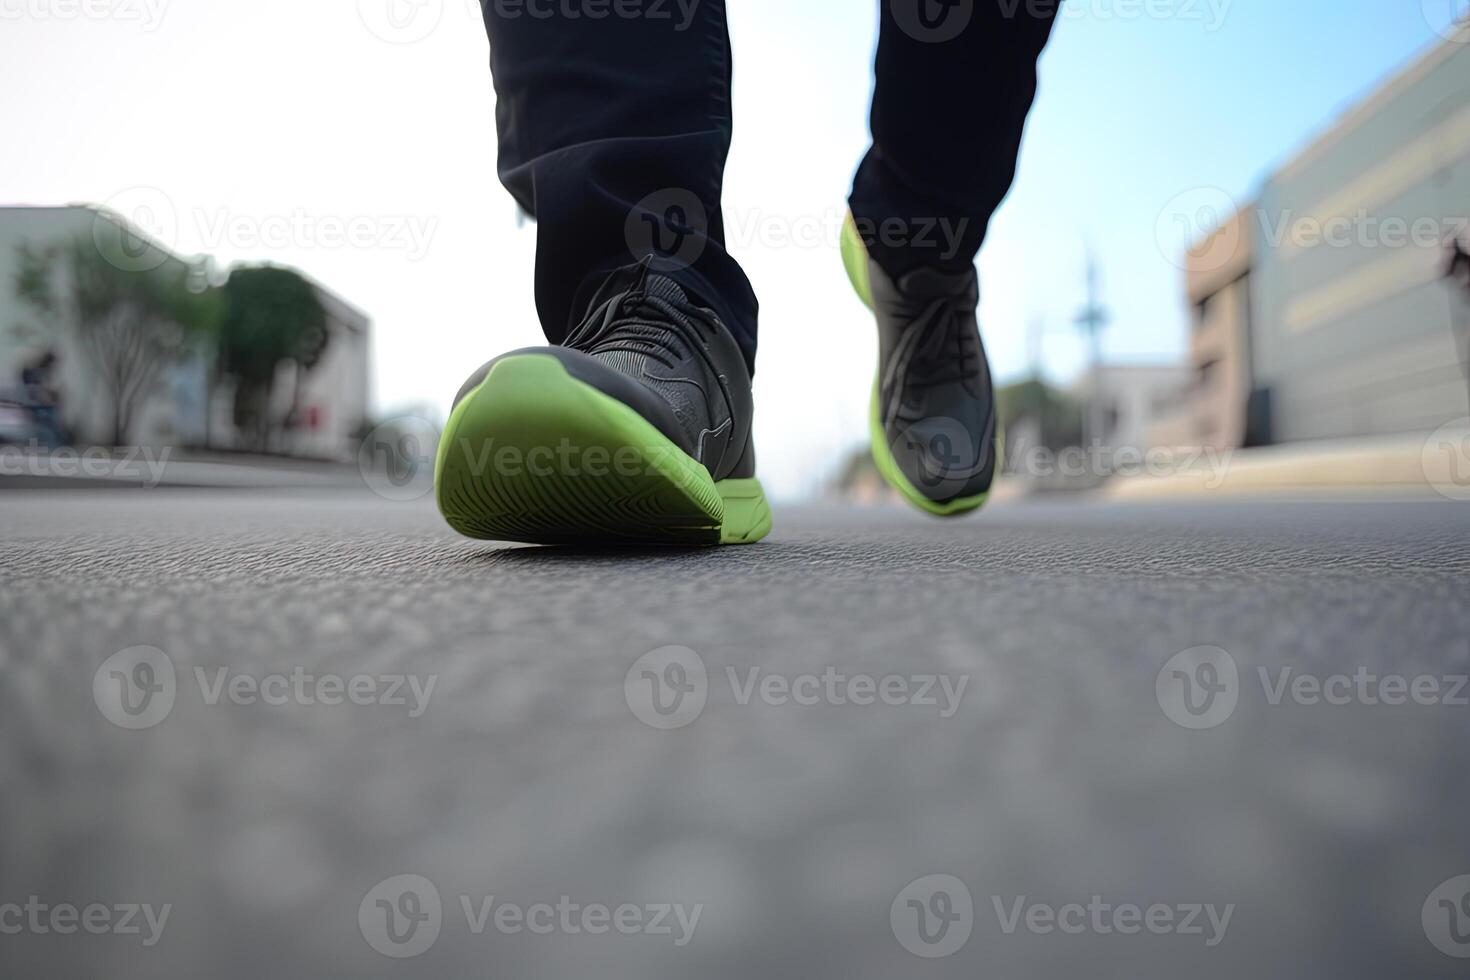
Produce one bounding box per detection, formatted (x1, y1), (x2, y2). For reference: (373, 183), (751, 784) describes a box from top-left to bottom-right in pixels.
(2, 490), (1469, 978)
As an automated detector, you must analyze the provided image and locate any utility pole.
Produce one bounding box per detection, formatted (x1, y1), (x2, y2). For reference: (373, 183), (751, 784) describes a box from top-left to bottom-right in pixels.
(1074, 254), (1111, 448)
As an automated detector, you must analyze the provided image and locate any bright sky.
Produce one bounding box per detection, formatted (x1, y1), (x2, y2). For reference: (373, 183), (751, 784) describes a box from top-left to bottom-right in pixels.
(2, 0), (1463, 498)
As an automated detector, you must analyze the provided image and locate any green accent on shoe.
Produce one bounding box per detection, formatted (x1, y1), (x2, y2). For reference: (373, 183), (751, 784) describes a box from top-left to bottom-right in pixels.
(841, 211), (875, 312)
(844, 209), (993, 518)
(714, 478), (772, 544)
(434, 354), (770, 546)
(868, 380), (992, 517)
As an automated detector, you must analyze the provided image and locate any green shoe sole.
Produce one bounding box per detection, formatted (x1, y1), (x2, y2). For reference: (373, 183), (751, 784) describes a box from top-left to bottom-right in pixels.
(435, 354), (772, 546)
(842, 213), (992, 518)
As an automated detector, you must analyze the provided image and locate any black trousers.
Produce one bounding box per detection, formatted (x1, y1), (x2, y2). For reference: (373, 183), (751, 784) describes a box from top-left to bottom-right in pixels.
(481, 0), (1059, 374)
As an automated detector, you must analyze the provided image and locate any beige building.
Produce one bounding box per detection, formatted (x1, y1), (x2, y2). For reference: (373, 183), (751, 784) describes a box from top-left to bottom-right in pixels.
(1151, 206), (1257, 451)
(1158, 24), (1470, 450)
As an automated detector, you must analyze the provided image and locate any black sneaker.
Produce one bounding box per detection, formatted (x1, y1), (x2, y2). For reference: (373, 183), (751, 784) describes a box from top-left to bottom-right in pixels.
(435, 261), (770, 545)
(841, 213), (997, 515)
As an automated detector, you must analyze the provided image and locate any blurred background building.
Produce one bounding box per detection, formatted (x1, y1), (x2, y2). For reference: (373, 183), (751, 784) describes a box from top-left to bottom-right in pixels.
(0, 205), (208, 449)
(1070, 363), (1192, 454)
(1160, 25), (1470, 451)
(836, 24), (1470, 503)
(0, 204), (371, 460)
(1152, 205), (1259, 452)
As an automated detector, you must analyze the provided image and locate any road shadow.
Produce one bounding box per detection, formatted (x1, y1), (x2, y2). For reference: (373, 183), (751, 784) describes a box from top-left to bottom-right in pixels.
(450, 541), (789, 570)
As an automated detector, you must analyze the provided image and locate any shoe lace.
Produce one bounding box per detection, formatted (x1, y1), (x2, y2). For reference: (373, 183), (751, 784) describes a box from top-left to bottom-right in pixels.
(884, 290), (983, 401)
(565, 290), (719, 371)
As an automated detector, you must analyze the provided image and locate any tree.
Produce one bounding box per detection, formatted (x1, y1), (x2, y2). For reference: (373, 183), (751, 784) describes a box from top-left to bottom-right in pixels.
(218, 265), (329, 451)
(15, 234), (220, 447)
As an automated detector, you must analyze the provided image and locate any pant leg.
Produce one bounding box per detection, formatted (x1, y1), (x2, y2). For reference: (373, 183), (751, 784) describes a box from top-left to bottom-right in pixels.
(480, 0), (759, 372)
(849, 0), (1060, 278)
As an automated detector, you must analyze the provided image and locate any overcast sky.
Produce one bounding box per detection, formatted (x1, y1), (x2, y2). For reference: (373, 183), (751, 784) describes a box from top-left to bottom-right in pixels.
(2, 0), (1462, 497)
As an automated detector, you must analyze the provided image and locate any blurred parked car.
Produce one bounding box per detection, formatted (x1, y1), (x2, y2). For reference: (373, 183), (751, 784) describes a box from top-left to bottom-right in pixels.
(0, 384), (43, 446)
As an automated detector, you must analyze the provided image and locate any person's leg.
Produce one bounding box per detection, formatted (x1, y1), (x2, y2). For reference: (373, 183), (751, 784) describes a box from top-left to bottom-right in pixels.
(849, 0), (1060, 277)
(480, 0), (758, 372)
(841, 2), (1059, 517)
(437, 3), (769, 546)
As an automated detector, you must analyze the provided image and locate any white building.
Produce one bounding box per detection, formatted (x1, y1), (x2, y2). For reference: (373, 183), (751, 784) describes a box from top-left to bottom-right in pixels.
(1070, 363), (1192, 451)
(0, 204), (371, 459)
(0, 205), (211, 448)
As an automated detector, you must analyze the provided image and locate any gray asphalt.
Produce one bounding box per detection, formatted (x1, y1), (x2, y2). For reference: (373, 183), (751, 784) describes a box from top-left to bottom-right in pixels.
(2, 490), (1469, 979)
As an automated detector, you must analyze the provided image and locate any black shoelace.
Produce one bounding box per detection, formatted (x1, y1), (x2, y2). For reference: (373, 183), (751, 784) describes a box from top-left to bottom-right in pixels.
(565, 291), (720, 372)
(882, 291), (983, 414)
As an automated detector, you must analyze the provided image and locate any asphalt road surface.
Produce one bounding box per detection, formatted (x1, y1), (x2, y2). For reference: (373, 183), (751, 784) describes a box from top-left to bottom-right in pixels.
(3, 490), (1469, 979)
